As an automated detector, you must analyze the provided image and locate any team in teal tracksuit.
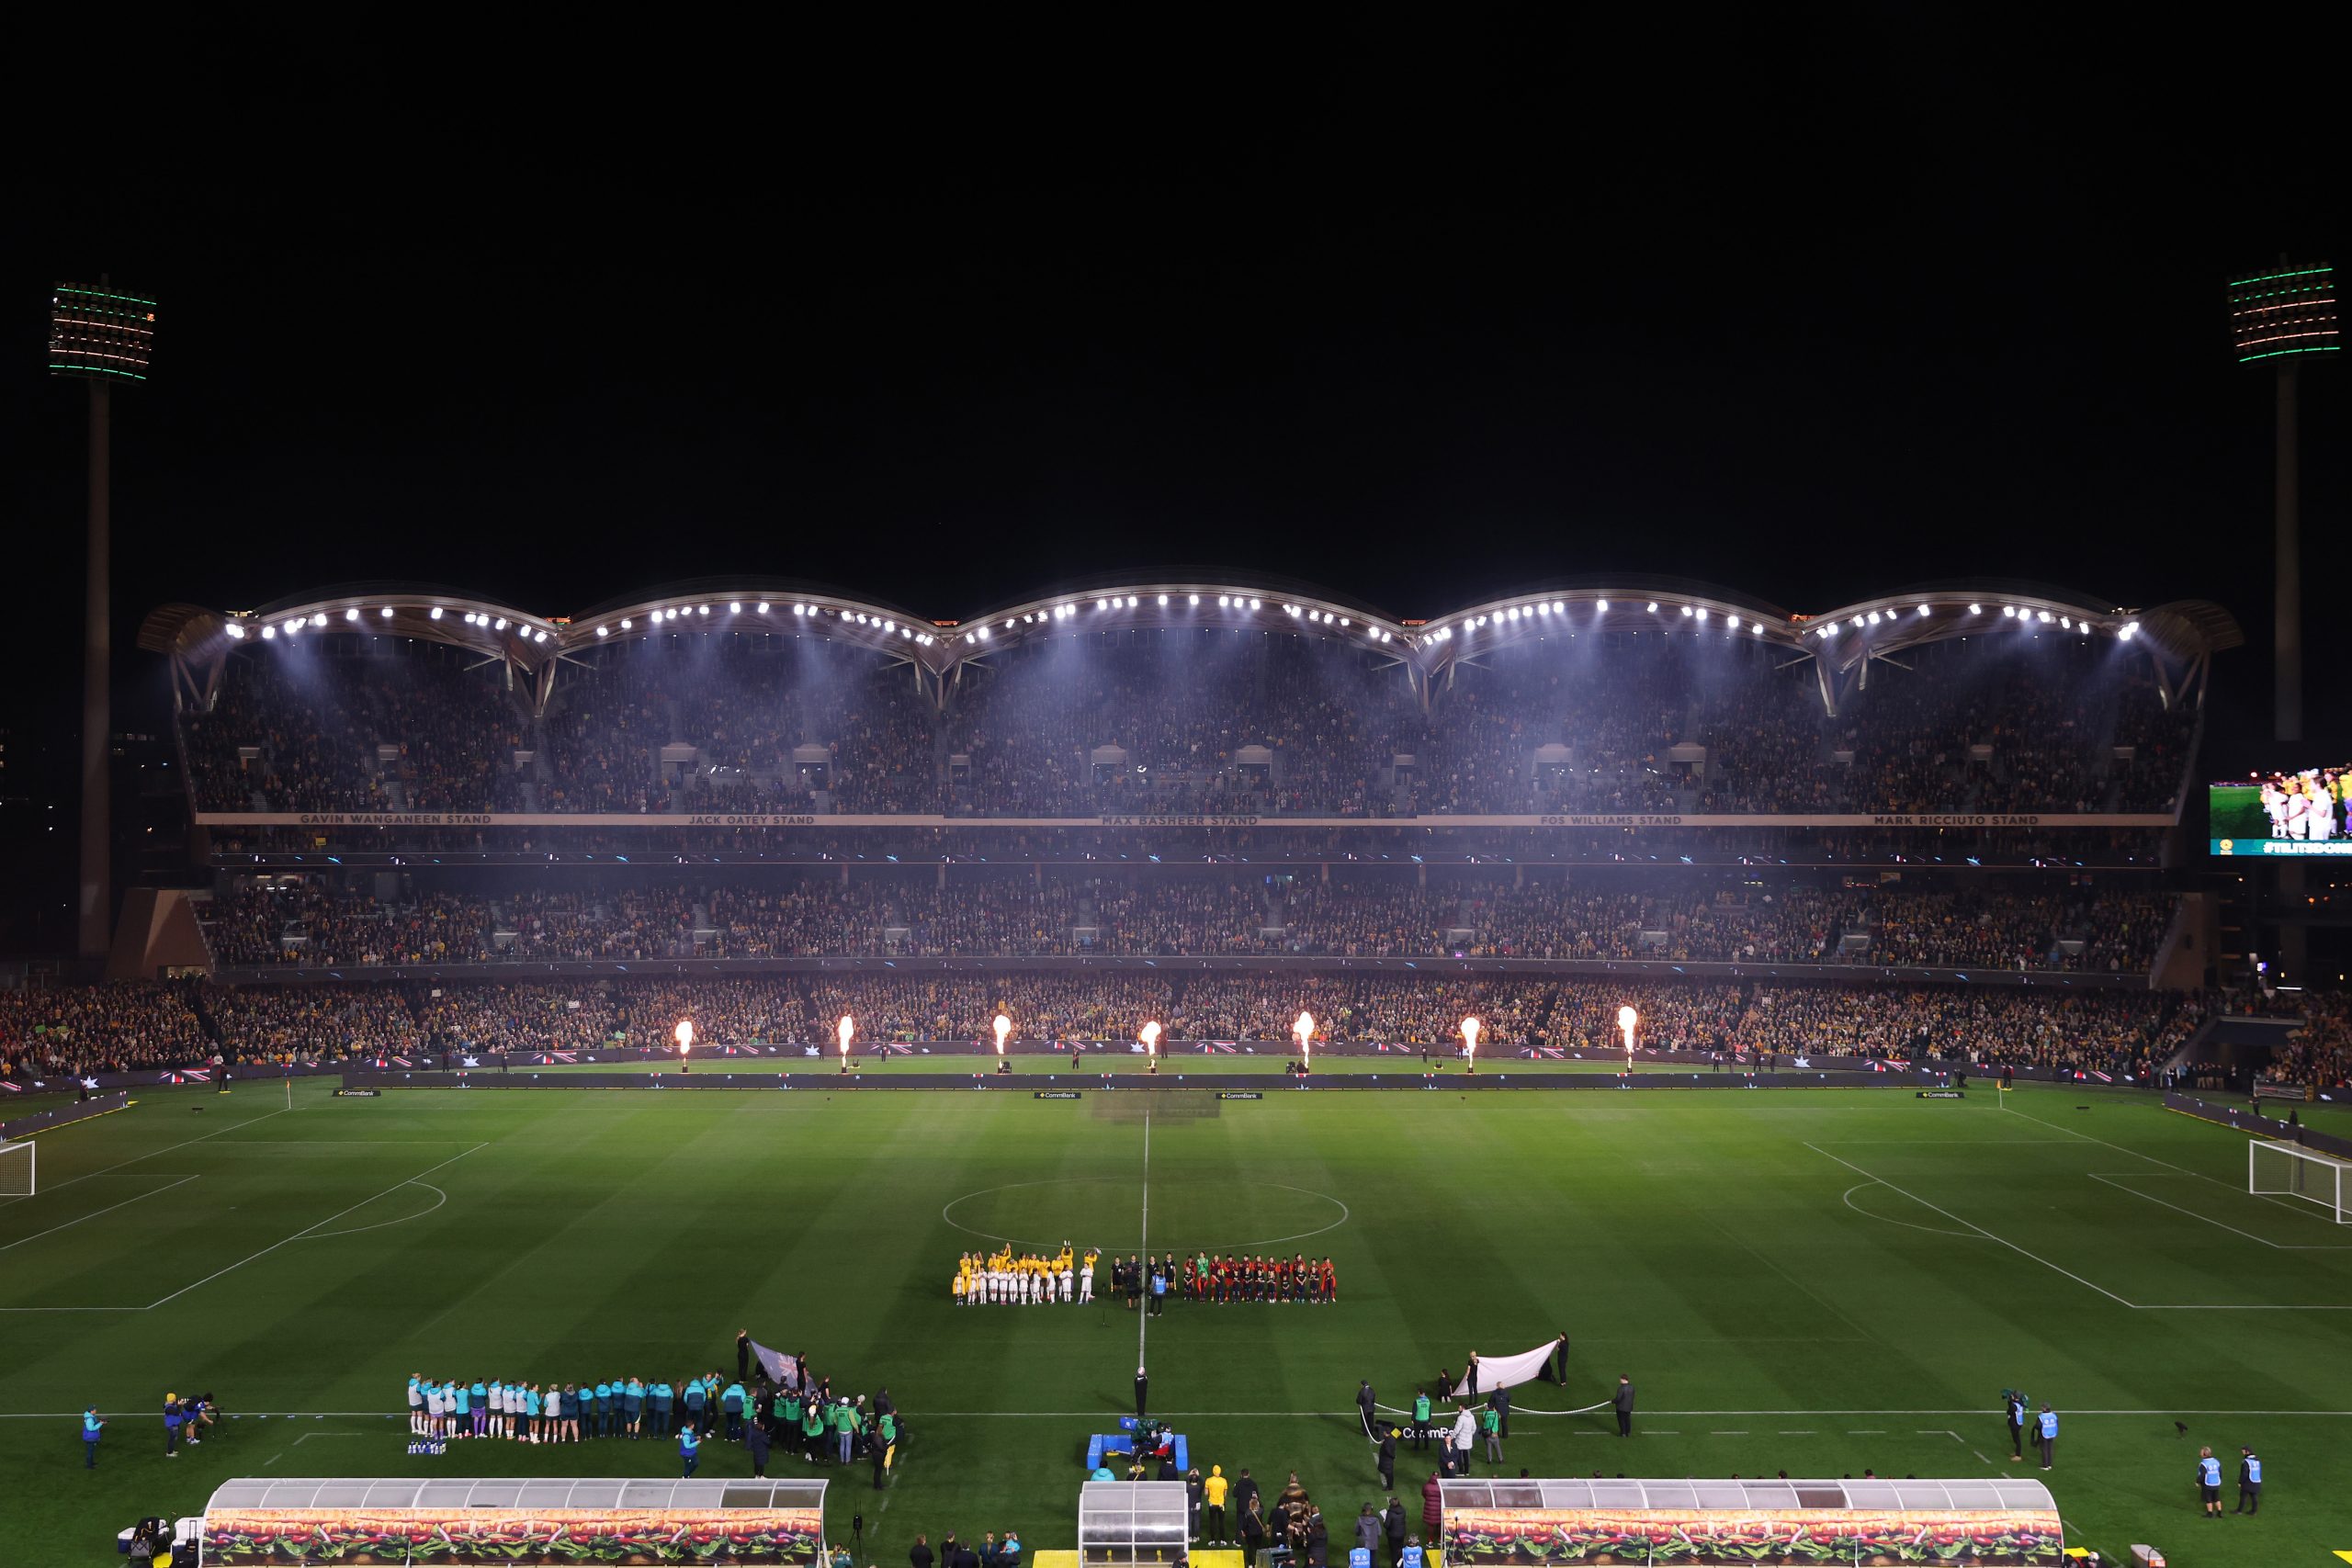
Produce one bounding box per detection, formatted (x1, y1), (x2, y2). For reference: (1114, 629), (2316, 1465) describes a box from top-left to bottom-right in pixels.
(679, 1423), (701, 1477)
(83, 1409), (106, 1469)
(723, 1382), (748, 1440)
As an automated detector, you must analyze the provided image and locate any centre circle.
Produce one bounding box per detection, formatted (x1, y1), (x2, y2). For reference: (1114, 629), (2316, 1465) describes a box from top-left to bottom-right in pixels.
(941, 1177), (1349, 1253)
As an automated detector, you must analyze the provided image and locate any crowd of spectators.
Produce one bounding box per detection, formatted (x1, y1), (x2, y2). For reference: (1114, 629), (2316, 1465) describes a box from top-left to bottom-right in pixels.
(175, 626), (2201, 820)
(2266, 991), (2350, 1089)
(0, 982), (213, 1078)
(0, 971), (2248, 1084)
(198, 875), (2177, 976)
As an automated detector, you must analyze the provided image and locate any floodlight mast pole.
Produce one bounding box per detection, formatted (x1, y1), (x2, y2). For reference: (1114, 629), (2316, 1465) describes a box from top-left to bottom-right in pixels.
(50, 277), (155, 964)
(2274, 355), (2300, 740)
(81, 371), (110, 962)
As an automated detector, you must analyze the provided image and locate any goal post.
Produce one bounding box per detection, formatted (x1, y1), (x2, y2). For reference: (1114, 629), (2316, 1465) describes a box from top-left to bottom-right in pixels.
(0, 1139), (31, 1198)
(2248, 1139), (2350, 1223)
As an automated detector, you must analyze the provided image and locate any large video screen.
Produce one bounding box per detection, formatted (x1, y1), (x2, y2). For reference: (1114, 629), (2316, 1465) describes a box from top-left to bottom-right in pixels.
(2211, 764), (2352, 856)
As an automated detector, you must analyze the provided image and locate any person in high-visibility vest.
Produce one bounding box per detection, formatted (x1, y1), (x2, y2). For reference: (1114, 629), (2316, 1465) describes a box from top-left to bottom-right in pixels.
(2234, 1447), (2263, 1515)
(2035, 1406), (2058, 1470)
(2196, 1446), (2222, 1517)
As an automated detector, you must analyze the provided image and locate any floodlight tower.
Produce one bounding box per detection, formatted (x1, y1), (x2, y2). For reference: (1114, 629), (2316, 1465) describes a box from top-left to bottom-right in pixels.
(2228, 259), (2336, 740)
(50, 280), (156, 962)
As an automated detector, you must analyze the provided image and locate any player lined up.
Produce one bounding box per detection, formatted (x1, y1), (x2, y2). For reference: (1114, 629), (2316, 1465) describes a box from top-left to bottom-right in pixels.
(955, 1246), (1091, 1304)
(1116, 1252), (1338, 1308)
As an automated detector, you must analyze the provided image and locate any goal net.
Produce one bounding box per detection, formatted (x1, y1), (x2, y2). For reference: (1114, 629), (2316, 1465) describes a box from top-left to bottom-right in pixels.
(0, 1139), (30, 1199)
(2248, 1139), (2350, 1223)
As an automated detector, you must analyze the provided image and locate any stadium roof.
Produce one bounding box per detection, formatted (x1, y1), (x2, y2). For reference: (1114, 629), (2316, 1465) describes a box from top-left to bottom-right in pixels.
(201, 1476), (826, 1514)
(139, 575), (2241, 678)
(1436, 1476), (2058, 1514)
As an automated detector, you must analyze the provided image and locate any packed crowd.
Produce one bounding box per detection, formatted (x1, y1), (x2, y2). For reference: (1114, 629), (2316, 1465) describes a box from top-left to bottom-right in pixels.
(200, 875), (2177, 975)
(175, 627), (2199, 818)
(0, 971), (2215, 1082)
(2265, 991), (2351, 1088)
(192, 819), (2178, 869)
(0, 981), (213, 1078)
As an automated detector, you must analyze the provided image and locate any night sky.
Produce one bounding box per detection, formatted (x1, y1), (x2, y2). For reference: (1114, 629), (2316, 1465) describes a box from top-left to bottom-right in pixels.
(9, 10), (2346, 787)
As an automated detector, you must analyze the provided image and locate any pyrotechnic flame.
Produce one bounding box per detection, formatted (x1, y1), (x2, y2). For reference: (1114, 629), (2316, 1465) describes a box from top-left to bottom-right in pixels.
(673, 1020), (695, 1054)
(993, 1014), (1012, 1055)
(1617, 1004), (1638, 1053)
(1460, 1015), (1481, 1059)
(1140, 1021), (1161, 1055)
(837, 1015), (856, 1056)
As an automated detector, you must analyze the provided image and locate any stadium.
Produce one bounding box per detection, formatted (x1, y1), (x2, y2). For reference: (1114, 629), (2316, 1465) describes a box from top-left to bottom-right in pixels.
(7, 566), (2348, 1568)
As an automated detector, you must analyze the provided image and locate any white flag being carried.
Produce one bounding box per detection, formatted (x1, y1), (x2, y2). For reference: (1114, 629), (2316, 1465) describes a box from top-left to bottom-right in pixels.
(1448, 1339), (1562, 1399)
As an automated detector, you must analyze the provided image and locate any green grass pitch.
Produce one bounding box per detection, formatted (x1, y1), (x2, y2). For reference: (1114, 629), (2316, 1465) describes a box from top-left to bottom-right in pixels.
(3, 1079), (2348, 1566)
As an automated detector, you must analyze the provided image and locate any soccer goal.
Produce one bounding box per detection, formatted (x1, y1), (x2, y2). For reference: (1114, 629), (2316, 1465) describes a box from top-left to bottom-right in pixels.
(2248, 1139), (2350, 1222)
(0, 1139), (31, 1198)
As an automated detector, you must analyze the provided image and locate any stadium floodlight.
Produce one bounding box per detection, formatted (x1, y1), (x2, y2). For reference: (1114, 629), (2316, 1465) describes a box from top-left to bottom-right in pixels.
(1695, 607), (1708, 622)
(225, 621), (245, 639)
(757, 602), (770, 613)
(260, 625), (275, 639)
(1646, 602), (1657, 613)
(729, 602), (741, 613)
(2061, 615), (2072, 628)
(1726, 615), (1740, 630)
(429, 606), (444, 619)
(1969, 604), (1982, 615)
(493, 617), (507, 630)
(2230, 261), (2337, 366)
(1159, 593), (1169, 606)
(344, 607), (357, 621)
(596, 626), (608, 637)
(1751, 623), (1763, 634)
(2248, 1139), (2350, 1223)
(2038, 610), (2052, 623)
(311, 613), (326, 626)
(2230, 261), (2335, 738)
(697, 604), (709, 616)
(1596, 599), (1609, 612)
(619, 618), (632, 629)
(1916, 604), (1929, 616)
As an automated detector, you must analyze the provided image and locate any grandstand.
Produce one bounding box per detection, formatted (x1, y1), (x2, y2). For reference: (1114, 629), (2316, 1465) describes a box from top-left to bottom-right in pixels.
(140, 575), (2229, 826)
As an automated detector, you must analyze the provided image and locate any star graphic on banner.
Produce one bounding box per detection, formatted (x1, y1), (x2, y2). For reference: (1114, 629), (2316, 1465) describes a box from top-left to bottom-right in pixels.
(81, 1077), (100, 1090)
(461, 1055), (481, 1068)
